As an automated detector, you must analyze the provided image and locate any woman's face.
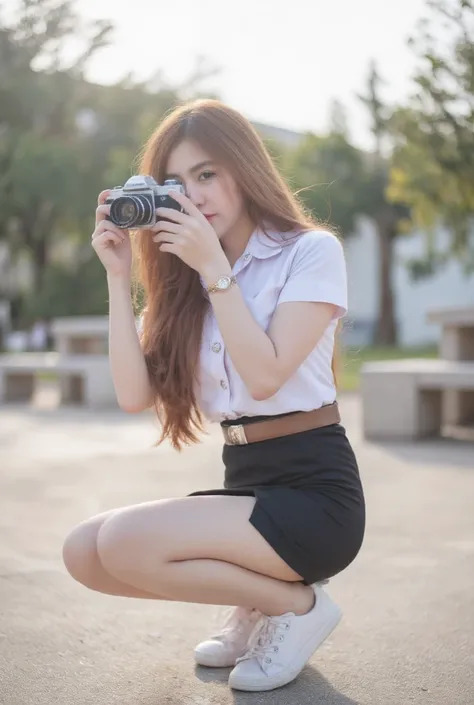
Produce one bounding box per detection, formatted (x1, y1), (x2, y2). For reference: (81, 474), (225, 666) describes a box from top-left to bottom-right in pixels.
(164, 140), (247, 241)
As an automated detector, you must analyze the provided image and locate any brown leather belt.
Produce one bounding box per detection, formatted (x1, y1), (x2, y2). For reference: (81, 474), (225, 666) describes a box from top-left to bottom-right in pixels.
(221, 402), (341, 445)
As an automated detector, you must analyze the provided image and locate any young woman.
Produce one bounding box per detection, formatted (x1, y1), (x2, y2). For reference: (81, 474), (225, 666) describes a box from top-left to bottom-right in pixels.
(62, 99), (365, 693)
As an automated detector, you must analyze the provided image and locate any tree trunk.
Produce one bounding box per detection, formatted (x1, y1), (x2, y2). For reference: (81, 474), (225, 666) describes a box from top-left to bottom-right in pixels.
(23, 202), (55, 294)
(374, 217), (397, 346)
(31, 237), (48, 293)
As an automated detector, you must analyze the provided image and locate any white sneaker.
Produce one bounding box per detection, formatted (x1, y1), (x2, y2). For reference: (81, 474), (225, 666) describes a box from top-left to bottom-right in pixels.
(228, 584), (342, 692)
(194, 606), (261, 668)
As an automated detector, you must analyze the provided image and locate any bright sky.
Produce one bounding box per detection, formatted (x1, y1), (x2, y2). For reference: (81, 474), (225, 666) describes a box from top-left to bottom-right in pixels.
(9, 0), (430, 148)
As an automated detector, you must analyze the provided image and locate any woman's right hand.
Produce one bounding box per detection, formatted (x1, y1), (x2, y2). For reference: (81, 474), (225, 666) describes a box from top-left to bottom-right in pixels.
(91, 190), (132, 279)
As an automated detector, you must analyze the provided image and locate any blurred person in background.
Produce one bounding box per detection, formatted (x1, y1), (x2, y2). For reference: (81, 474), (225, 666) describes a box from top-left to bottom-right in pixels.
(29, 317), (49, 352)
(62, 99), (365, 693)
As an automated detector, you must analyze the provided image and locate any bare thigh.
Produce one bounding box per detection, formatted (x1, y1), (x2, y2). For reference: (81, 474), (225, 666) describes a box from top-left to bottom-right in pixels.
(95, 495), (303, 582)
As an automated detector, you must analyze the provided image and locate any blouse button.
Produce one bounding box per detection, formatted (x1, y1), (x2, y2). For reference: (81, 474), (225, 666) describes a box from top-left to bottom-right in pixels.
(211, 342), (222, 353)
(243, 253), (251, 262)
(220, 380), (228, 390)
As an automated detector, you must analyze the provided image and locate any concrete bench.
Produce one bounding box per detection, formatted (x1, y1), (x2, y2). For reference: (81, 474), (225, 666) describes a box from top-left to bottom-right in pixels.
(427, 306), (474, 361)
(51, 316), (109, 355)
(361, 359), (474, 440)
(0, 352), (118, 409)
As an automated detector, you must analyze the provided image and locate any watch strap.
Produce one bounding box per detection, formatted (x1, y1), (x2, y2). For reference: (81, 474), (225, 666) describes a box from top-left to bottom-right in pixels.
(207, 275), (237, 294)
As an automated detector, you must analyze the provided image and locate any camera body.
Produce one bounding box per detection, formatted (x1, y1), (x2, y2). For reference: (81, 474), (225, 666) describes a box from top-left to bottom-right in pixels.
(105, 175), (185, 229)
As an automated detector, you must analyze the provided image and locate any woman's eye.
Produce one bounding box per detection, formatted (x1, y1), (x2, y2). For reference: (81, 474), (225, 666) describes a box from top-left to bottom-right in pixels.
(199, 170), (215, 181)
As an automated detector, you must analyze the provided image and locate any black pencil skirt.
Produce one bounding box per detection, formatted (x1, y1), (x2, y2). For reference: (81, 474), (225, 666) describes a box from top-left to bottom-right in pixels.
(188, 417), (365, 585)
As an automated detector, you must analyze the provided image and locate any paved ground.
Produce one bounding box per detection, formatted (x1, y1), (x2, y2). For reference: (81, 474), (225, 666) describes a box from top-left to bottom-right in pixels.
(0, 393), (473, 705)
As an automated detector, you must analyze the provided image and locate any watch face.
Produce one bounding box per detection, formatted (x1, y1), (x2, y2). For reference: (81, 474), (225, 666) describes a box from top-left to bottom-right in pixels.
(217, 276), (231, 289)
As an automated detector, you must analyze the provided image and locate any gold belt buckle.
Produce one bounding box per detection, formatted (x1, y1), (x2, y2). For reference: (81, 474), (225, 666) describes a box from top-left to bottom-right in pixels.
(226, 424), (248, 445)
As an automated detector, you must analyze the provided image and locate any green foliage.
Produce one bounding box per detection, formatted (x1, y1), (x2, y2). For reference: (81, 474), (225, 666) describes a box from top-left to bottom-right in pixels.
(285, 132), (365, 235)
(20, 254), (110, 323)
(0, 0), (216, 322)
(356, 62), (409, 231)
(261, 137), (290, 172)
(388, 0), (474, 273)
(0, 0), (115, 297)
(2, 0), (473, 333)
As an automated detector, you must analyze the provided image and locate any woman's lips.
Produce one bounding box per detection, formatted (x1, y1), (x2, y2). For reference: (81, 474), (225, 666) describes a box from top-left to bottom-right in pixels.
(204, 214), (217, 221)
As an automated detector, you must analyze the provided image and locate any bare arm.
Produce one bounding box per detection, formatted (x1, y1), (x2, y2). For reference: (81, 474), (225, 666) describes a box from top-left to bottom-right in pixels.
(91, 189), (153, 413)
(200, 231), (346, 400)
(153, 192), (347, 405)
(107, 275), (154, 412)
(203, 263), (336, 400)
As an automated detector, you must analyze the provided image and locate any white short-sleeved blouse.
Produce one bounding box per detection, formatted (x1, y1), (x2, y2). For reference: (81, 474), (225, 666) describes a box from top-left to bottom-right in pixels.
(198, 227), (347, 423)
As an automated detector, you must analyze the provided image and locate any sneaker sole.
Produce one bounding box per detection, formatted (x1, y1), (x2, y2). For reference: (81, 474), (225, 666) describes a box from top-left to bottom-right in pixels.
(194, 649), (238, 668)
(229, 599), (342, 692)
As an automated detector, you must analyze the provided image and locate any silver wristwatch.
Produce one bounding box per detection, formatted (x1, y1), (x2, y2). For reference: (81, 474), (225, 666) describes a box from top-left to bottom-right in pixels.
(207, 275), (237, 294)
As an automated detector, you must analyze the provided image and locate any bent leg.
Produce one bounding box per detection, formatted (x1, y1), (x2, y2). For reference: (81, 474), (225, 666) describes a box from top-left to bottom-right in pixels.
(63, 509), (171, 600)
(96, 495), (315, 616)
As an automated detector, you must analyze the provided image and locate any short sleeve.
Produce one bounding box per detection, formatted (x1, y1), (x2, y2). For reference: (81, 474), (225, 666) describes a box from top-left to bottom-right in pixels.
(277, 231), (348, 319)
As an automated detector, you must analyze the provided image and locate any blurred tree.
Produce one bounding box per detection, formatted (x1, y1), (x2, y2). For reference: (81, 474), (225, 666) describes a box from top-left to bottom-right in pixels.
(0, 0), (113, 294)
(285, 130), (364, 238)
(328, 98), (349, 138)
(387, 0), (474, 275)
(357, 62), (409, 345)
(286, 77), (408, 345)
(21, 257), (110, 321)
(0, 1), (220, 321)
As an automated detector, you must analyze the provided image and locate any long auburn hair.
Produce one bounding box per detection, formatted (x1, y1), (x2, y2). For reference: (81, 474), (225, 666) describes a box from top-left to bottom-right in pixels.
(133, 99), (337, 450)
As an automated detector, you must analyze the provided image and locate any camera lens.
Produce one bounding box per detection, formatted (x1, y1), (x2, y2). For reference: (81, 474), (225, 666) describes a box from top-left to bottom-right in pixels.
(109, 195), (153, 228)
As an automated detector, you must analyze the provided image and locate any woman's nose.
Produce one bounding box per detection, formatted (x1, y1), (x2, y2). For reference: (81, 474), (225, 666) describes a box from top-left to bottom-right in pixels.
(185, 186), (205, 207)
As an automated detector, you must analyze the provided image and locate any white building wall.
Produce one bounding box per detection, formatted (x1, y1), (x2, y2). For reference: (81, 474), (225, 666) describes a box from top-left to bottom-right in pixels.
(343, 217), (379, 346)
(343, 220), (474, 347)
(394, 227), (474, 347)
(344, 216), (379, 320)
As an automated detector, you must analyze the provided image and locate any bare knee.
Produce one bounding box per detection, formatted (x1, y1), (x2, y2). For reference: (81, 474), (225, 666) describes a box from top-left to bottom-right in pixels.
(62, 515), (108, 589)
(95, 501), (178, 588)
(95, 510), (149, 582)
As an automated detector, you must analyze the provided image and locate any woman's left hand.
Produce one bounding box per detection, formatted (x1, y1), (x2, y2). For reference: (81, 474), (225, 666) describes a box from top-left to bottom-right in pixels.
(152, 191), (229, 277)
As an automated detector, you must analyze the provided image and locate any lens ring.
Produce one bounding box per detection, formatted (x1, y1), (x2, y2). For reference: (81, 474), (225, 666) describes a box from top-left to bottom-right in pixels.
(110, 195), (153, 228)
(135, 194), (152, 225)
(110, 196), (139, 228)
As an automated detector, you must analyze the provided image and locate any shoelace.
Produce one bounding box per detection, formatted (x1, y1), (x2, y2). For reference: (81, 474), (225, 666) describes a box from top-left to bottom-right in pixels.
(210, 607), (260, 643)
(210, 582), (326, 649)
(236, 614), (292, 672)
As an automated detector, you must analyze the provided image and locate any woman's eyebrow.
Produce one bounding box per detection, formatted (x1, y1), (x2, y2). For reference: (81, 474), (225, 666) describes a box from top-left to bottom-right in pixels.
(165, 160), (215, 180)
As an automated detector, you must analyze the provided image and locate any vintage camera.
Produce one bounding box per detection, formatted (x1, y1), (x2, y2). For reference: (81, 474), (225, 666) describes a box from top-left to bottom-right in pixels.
(105, 175), (185, 229)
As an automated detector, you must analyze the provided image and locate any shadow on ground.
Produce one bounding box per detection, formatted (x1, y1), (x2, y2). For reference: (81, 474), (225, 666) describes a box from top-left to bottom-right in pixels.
(196, 664), (361, 704)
